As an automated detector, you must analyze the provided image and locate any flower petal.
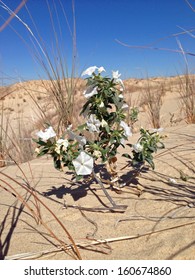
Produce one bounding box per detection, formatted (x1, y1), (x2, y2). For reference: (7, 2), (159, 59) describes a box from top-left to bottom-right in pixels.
(36, 126), (56, 141)
(112, 70), (121, 79)
(72, 151), (94, 175)
(98, 66), (106, 73)
(133, 143), (143, 153)
(81, 66), (98, 76)
(120, 121), (132, 137)
(86, 114), (101, 132)
(83, 86), (98, 98)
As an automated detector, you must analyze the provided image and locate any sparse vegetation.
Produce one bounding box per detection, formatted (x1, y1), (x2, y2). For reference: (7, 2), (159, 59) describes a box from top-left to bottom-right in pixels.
(0, 0), (195, 263)
(140, 79), (165, 128)
(178, 73), (195, 123)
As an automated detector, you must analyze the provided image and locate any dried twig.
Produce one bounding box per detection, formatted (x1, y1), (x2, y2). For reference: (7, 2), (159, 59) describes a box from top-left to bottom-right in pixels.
(5, 220), (195, 260)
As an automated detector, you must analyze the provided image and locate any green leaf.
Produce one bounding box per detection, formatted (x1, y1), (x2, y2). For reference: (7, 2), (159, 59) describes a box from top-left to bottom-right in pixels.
(145, 157), (155, 169)
(122, 153), (131, 159)
(32, 138), (39, 143)
(126, 143), (133, 148)
(37, 139), (47, 146)
(80, 99), (91, 115)
(157, 141), (165, 149)
(75, 174), (83, 181)
(148, 146), (156, 152)
(77, 124), (86, 131)
(37, 148), (49, 157)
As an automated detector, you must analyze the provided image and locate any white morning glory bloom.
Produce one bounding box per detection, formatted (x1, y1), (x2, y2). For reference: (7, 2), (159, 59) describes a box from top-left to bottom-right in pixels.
(83, 86), (98, 98)
(36, 126), (56, 141)
(55, 139), (69, 153)
(76, 135), (87, 147)
(122, 103), (129, 110)
(86, 114), (101, 132)
(81, 66), (98, 76)
(67, 126), (86, 147)
(72, 151), (94, 175)
(120, 121), (132, 138)
(98, 66), (106, 73)
(112, 70), (121, 79)
(112, 70), (125, 89)
(133, 143), (143, 153)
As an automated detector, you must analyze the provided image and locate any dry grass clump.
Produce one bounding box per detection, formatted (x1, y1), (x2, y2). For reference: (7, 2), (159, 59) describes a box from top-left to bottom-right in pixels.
(139, 79), (166, 128)
(0, 170), (81, 260)
(0, 77), (87, 166)
(178, 74), (195, 123)
(40, 78), (85, 134)
(0, 117), (36, 165)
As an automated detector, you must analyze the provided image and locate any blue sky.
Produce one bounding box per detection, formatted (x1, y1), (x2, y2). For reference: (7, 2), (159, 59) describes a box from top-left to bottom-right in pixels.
(0, 0), (195, 84)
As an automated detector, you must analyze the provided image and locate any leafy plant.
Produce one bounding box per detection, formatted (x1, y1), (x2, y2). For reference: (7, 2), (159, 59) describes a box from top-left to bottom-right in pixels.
(34, 67), (165, 183)
(123, 128), (165, 169)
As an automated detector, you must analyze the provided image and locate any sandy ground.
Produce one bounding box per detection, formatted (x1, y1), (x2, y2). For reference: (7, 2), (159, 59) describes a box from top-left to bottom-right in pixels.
(0, 124), (195, 260)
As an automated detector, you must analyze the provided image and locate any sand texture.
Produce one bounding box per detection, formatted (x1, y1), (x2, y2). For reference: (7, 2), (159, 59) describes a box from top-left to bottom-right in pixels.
(0, 77), (195, 260)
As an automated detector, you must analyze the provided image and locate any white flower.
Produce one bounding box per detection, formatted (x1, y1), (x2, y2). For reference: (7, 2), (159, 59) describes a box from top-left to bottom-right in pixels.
(83, 86), (98, 98)
(112, 70), (125, 89)
(56, 138), (69, 147)
(98, 66), (106, 73)
(56, 138), (69, 151)
(86, 114), (101, 132)
(72, 151), (94, 175)
(151, 127), (164, 133)
(133, 143), (143, 153)
(67, 126), (86, 147)
(168, 178), (177, 184)
(122, 103), (129, 110)
(120, 121), (132, 138)
(77, 135), (87, 147)
(81, 66), (98, 76)
(112, 70), (121, 79)
(119, 94), (124, 99)
(36, 126), (56, 141)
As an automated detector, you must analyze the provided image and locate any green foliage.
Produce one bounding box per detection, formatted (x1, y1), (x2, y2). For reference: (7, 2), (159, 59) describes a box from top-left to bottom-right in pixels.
(129, 106), (139, 125)
(131, 128), (164, 169)
(34, 66), (165, 179)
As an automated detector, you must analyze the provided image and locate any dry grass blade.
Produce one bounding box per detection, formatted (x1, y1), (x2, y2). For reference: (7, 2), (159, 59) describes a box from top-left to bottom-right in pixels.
(0, 171), (82, 259)
(5, 220), (195, 260)
(115, 39), (195, 57)
(140, 78), (165, 128)
(178, 73), (195, 123)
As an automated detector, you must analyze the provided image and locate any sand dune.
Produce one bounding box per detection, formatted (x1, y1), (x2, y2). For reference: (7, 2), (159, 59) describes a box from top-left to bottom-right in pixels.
(0, 77), (195, 260)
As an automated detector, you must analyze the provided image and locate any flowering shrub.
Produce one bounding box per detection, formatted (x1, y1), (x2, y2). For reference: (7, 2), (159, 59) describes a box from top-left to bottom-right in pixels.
(34, 66), (165, 183)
